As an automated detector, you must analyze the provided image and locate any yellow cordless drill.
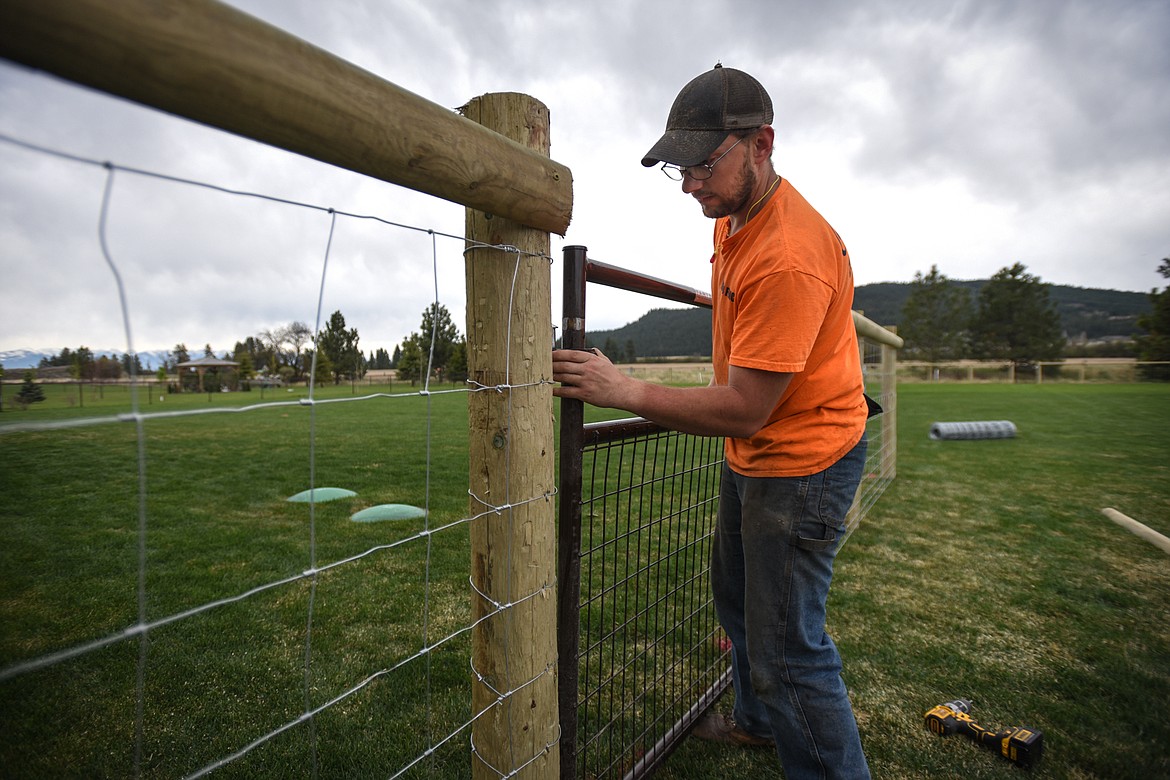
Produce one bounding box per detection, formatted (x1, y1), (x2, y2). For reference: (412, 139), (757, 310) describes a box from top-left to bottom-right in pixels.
(924, 699), (1043, 769)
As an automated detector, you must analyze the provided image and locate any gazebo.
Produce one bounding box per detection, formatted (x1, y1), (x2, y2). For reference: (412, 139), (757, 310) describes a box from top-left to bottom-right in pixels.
(176, 356), (239, 392)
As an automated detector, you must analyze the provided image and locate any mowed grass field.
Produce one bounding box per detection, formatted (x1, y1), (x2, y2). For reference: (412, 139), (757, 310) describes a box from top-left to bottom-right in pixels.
(1, 380), (1168, 778)
(0, 382), (478, 778)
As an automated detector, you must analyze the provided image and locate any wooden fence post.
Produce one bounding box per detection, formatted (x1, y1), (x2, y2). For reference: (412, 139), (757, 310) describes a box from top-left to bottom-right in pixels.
(463, 92), (560, 779)
(881, 340), (899, 480)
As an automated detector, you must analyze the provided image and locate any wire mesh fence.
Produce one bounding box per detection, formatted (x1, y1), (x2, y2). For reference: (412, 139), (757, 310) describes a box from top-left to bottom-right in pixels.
(570, 420), (728, 779)
(849, 328), (900, 539)
(0, 130), (553, 778)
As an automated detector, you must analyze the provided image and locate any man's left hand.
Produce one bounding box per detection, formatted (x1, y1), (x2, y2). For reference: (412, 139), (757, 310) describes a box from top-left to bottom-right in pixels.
(551, 347), (628, 407)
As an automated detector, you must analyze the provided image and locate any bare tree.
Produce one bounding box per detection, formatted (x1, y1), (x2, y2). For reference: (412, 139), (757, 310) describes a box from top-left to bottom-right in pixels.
(284, 321), (312, 379)
(259, 321), (313, 379)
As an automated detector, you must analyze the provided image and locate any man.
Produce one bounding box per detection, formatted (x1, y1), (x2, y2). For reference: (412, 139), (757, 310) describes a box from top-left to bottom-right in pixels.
(551, 64), (870, 779)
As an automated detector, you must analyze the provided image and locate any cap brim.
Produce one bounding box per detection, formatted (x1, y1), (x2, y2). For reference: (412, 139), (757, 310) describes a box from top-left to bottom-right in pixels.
(641, 128), (728, 168)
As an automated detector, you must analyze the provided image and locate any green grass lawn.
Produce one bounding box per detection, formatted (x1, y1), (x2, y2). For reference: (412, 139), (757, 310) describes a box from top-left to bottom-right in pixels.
(1, 382), (476, 778)
(1, 381), (1167, 778)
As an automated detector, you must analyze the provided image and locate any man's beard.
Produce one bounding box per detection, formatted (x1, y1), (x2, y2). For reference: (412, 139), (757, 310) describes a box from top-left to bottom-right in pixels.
(698, 157), (756, 220)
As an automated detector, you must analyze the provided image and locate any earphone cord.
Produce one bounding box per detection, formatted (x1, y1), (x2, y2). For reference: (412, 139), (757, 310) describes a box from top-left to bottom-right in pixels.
(746, 174), (781, 221)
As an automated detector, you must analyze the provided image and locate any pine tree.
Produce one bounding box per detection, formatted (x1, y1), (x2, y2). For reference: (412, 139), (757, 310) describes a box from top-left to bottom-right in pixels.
(418, 303), (461, 370)
(16, 370), (46, 408)
(447, 341), (468, 383)
(395, 336), (424, 383)
(235, 352), (255, 381)
(317, 310), (362, 384)
(171, 343), (190, 370)
(899, 265), (973, 362)
(308, 349), (334, 386)
(970, 263), (1064, 370)
(1136, 258), (1170, 381)
(394, 304), (463, 382)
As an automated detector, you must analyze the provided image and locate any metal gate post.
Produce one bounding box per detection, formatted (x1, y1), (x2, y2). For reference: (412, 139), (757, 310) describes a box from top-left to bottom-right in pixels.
(556, 244), (588, 779)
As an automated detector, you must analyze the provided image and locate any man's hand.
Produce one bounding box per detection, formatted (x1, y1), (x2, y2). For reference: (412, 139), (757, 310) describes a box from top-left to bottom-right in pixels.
(552, 347), (793, 439)
(551, 347), (632, 408)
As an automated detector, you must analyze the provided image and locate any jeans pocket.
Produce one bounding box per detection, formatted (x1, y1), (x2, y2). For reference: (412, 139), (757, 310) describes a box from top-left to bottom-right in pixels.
(795, 481), (842, 551)
(793, 455), (857, 552)
(794, 519), (839, 551)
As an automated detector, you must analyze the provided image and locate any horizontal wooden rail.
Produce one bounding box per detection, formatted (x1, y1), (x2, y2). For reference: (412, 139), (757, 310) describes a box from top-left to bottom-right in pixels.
(853, 311), (903, 349)
(0, 0), (573, 234)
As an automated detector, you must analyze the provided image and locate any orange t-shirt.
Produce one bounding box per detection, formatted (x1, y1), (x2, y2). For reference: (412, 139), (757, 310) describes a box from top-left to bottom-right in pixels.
(711, 178), (866, 477)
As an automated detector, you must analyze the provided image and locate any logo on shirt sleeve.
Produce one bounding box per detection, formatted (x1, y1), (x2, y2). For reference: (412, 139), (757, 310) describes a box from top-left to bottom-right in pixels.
(832, 229), (848, 257)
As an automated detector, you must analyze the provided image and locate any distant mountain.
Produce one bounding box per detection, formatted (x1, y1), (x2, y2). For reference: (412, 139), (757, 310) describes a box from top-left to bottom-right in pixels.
(852, 281), (1151, 340)
(584, 308), (712, 358)
(0, 348), (172, 371)
(584, 283), (1153, 358)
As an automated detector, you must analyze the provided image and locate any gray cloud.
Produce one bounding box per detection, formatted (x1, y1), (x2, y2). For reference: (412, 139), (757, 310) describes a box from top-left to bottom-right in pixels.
(1, 0), (1167, 355)
(842, 1), (1170, 198)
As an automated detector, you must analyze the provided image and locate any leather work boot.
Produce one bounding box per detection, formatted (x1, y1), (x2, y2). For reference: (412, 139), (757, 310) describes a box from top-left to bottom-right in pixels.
(691, 711), (774, 748)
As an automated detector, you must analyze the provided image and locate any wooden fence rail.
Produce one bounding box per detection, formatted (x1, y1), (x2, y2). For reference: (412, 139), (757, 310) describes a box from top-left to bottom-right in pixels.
(0, 0), (573, 235)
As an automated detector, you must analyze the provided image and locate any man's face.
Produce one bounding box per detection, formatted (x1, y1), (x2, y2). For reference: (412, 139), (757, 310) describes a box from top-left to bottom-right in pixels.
(682, 135), (755, 220)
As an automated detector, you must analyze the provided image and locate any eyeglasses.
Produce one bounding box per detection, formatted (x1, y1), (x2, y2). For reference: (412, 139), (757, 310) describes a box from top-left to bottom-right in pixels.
(660, 136), (745, 181)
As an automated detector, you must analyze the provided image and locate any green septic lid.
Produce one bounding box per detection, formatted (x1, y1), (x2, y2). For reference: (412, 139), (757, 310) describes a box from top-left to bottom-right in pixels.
(287, 487), (357, 503)
(350, 504), (427, 522)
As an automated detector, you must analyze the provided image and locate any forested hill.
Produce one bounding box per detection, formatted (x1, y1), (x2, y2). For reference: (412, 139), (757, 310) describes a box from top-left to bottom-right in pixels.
(584, 307), (712, 359)
(583, 283), (1152, 358)
(851, 281), (1151, 339)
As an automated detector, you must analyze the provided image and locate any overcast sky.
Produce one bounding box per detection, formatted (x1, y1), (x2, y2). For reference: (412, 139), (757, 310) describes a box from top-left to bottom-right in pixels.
(2, 0), (1168, 361)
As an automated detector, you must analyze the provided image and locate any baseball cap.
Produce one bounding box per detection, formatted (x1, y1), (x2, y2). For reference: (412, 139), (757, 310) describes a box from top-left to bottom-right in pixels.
(641, 64), (774, 168)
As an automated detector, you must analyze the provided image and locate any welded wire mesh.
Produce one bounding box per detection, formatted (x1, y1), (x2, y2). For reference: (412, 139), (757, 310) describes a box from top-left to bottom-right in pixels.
(573, 421), (728, 779)
(849, 333), (900, 539)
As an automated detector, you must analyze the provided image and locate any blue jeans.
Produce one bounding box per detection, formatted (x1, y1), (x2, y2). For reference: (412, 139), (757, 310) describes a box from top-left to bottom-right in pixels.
(711, 435), (869, 780)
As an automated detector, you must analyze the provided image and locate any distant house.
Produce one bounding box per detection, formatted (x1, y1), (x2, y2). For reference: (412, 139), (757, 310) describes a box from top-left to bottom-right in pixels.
(176, 357), (239, 391)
